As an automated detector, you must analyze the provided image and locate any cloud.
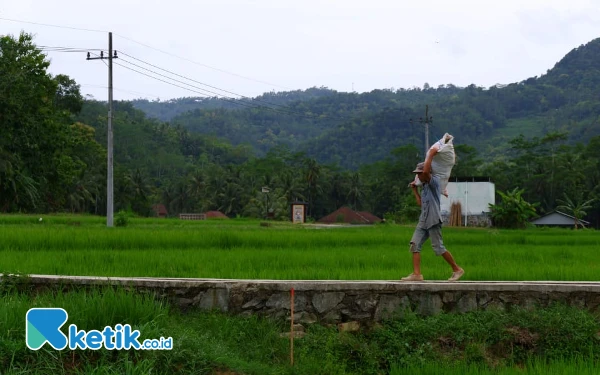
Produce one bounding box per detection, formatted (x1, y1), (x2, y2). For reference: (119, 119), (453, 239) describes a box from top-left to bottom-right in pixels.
(516, 6), (599, 45)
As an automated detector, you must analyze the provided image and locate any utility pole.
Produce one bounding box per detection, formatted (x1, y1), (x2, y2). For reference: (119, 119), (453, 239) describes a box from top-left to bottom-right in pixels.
(410, 104), (433, 156)
(262, 186), (270, 219)
(87, 32), (118, 227)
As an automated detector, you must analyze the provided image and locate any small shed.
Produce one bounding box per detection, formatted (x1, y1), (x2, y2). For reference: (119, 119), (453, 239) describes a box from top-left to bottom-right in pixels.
(291, 201), (309, 224)
(531, 211), (590, 228)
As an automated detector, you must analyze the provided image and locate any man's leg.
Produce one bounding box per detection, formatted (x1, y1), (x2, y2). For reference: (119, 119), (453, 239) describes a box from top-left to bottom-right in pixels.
(442, 251), (461, 272)
(402, 227), (428, 281)
(430, 225), (464, 279)
(412, 251), (421, 275)
(410, 227), (429, 275)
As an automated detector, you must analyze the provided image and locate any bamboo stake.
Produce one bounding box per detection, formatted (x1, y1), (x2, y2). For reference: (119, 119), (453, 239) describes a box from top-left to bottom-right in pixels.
(290, 287), (294, 366)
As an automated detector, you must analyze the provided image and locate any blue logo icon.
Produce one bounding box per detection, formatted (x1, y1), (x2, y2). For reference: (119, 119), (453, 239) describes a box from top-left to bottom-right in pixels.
(26, 308), (173, 351)
(26, 308), (69, 350)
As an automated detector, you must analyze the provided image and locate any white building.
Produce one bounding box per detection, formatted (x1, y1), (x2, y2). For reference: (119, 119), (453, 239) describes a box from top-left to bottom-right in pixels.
(440, 177), (495, 227)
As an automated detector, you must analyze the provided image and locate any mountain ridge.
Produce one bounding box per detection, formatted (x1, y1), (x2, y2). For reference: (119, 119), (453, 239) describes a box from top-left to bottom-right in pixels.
(128, 37), (600, 168)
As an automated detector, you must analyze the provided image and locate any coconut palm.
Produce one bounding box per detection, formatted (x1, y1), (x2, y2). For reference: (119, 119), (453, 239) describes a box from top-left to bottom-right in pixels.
(277, 170), (305, 204)
(347, 172), (365, 210)
(187, 169), (206, 211)
(557, 193), (595, 229)
(303, 158), (321, 217)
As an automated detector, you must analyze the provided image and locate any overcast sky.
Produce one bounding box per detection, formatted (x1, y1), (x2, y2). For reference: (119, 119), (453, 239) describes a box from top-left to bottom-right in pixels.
(2, 0), (600, 101)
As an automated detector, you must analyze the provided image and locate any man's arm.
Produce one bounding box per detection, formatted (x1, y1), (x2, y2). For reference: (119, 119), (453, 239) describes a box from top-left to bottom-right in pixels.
(421, 147), (437, 183)
(410, 183), (422, 206)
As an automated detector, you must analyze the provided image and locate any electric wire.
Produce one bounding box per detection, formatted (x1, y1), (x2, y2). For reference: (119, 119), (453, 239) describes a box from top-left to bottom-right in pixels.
(2, 17), (291, 92)
(114, 33), (292, 91)
(118, 51), (325, 116)
(0, 17), (107, 33)
(37, 43), (351, 122)
(116, 54), (335, 119)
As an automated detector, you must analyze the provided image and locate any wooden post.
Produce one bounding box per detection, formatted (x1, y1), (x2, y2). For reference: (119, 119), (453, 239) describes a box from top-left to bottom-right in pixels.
(290, 287), (294, 366)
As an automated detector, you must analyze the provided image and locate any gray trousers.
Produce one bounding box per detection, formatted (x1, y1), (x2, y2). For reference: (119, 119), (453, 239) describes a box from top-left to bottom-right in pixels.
(410, 224), (447, 256)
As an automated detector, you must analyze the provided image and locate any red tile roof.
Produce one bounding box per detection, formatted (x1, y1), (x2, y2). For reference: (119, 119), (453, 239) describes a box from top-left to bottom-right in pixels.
(204, 211), (228, 219)
(317, 207), (381, 224)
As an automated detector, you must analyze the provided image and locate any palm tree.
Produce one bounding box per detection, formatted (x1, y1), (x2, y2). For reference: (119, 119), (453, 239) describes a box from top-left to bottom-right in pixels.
(170, 180), (190, 215)
(329, 172), (348, 211)
(277, 170), (305, 204)
(13, 174), (40, 211)
(114, 171), (134, 212)
(0, 148), (41, 212)
(262, 173), (275, 190)
(557, 193), (595, 230)
(218, 181), (242, 216)
(0, 148), (18, 211)
(66, 169), (95, 213)
(347, 172), (365, 210)
(160, 183), (177, 216)
(188, 170), (206, 211)
(303, 158), (321, 217)
(130, 169), (152, 216)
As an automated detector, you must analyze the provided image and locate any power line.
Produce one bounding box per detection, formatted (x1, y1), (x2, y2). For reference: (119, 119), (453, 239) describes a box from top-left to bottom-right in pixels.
(97, 51), (314, 118)
(117, 56), (241, 100)
(40, 44), (353, 123)
(118, 51), (300, 111)
(43, 47), (256, 103)
(3, 17), (292, 92)
(93, 53), (234, 104)
(39, 45), (104, 52)
(38, 43), (333, 119)
(114, 61), (272, 112)
(116, 54), (328, 119)
(114, 56), (352, 122)
(114, 33), (292, 91)
(79, 83), (161, 99)
(0, 17), (107, 33)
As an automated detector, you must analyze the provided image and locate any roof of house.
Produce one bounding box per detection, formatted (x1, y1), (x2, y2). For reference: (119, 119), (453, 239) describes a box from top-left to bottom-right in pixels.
(531, 211), (590, 226)
(151, 204), (168, 215)
(317, 207), (381, 224)
(357, 211), (383, 223)
(204, 211), (228, 219)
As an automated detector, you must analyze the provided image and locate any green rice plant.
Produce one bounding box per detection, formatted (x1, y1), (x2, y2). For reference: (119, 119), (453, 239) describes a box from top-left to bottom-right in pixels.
(390, 356), (600, 375)
(0, 215), (598, 281)
(0, 289), (599, 374)
(0, 288), (170, 374)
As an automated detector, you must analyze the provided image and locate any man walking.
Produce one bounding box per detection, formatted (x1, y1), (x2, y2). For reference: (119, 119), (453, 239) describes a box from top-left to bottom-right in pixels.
(401, 158), (464, 282)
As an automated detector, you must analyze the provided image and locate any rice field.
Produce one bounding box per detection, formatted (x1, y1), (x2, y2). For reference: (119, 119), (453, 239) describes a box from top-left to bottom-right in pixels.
(1, 214), (599, 374)
(391, 358), (600, 375)
(1, 288), (598, 374)
(0, 214), (598, 281)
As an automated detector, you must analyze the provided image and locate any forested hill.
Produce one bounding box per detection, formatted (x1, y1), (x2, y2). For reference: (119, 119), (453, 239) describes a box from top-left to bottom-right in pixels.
(131, 87), (339, 122)
(3, 31), (599, 225)
(131, 37), (600, 168)
(538, 37), (600, 94)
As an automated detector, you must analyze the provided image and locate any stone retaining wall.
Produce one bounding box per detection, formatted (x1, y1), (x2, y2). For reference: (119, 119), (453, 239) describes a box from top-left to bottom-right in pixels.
(442, 213), (492, 227)
(8, 275), (600, 325)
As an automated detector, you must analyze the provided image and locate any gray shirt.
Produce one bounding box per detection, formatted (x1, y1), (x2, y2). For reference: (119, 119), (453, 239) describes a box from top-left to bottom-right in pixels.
(417, 175), (443, 229)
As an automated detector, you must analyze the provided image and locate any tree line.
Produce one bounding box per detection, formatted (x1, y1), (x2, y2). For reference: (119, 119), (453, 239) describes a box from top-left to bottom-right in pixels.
(1, 32), (599, 227)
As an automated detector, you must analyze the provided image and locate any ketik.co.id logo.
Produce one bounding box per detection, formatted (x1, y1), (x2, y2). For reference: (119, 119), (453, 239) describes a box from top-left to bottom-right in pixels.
(26, 308), (69, 350)
(26, 308), (172, 350)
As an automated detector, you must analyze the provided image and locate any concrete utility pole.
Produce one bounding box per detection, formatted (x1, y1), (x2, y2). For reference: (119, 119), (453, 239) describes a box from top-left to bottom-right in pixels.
(410, 105), (433, 156)
(87, 32), (118, 227)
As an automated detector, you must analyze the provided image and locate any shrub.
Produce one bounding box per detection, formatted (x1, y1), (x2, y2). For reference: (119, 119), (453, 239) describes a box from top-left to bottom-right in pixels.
(115, 210), (129, 227)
